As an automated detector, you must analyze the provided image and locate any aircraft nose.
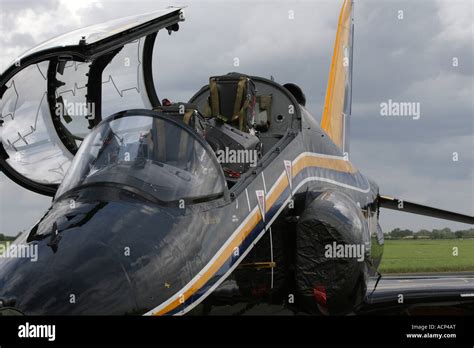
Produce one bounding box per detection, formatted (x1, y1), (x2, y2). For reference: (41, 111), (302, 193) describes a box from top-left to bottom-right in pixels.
(0, 195), (205, 315)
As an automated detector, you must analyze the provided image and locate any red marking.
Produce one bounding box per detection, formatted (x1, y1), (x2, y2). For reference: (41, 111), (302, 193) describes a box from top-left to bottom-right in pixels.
(313, 285), (327, 306)
(223, 167), (241, 178)
(251, 284), (268, 297)
(162, 98), (172, 106)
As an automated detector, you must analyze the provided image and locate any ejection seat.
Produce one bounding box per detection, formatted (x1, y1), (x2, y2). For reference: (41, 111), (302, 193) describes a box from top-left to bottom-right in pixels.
(202, 73), (262, 184)
(147, 103), (207, 170)
(204, 72), (256, 132)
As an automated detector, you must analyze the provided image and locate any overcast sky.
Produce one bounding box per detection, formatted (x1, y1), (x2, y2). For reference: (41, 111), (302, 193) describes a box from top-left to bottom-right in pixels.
(0, 0), (472, 236)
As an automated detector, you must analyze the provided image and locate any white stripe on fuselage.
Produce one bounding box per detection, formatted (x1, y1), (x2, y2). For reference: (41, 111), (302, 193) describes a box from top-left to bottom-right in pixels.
(144, 152), (371, 315)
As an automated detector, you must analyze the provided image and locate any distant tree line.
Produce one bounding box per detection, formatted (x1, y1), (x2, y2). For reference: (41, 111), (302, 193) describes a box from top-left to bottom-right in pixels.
(385, 228), (474, 240)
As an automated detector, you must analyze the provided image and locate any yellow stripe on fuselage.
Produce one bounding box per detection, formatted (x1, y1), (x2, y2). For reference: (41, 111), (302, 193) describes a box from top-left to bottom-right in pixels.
(152, 153), (357, 315)
(266, 155), (356, 209)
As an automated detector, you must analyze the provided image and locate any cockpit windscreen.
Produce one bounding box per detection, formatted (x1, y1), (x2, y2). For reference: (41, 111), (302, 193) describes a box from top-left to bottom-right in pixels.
(55, 111), (226, 203)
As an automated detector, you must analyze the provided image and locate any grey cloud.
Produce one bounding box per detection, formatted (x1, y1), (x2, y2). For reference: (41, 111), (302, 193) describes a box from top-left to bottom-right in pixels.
(0, 173), (51, 235)
(354, 0), (473, 104)
(0, 0), (60, 30)
(0, 0), (59, 12)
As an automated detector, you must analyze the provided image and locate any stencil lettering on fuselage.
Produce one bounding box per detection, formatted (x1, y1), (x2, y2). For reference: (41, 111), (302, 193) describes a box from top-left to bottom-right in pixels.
(284, 160), (293, 196)
(256, 190), (266, 222)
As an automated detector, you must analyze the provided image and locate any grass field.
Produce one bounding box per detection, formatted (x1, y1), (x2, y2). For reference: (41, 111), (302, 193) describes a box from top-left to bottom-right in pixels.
(380, 239), (474, 274)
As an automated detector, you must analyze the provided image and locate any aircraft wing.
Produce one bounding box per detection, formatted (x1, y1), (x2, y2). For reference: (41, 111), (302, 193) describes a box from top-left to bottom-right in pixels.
(360, 274), (474, 315)
(379, 195), (474, 225)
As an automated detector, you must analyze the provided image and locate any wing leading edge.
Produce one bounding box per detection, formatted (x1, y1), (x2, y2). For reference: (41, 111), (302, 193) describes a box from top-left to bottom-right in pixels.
(379, 195), (474, 225)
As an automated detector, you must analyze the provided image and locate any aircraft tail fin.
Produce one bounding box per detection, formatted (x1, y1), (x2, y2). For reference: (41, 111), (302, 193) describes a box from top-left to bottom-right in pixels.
(321, 0), (354, 155)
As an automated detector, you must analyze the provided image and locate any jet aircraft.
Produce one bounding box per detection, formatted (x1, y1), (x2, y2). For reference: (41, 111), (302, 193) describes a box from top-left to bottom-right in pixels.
(0, 1), (472, 315)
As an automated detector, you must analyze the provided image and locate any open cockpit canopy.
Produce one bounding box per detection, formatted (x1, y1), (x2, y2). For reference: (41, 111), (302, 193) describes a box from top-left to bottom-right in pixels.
(0, 8), (184, 195)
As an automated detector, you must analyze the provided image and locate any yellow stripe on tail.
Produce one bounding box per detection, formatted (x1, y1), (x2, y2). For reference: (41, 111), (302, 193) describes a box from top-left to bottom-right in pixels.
(321, 0), (354, 153)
